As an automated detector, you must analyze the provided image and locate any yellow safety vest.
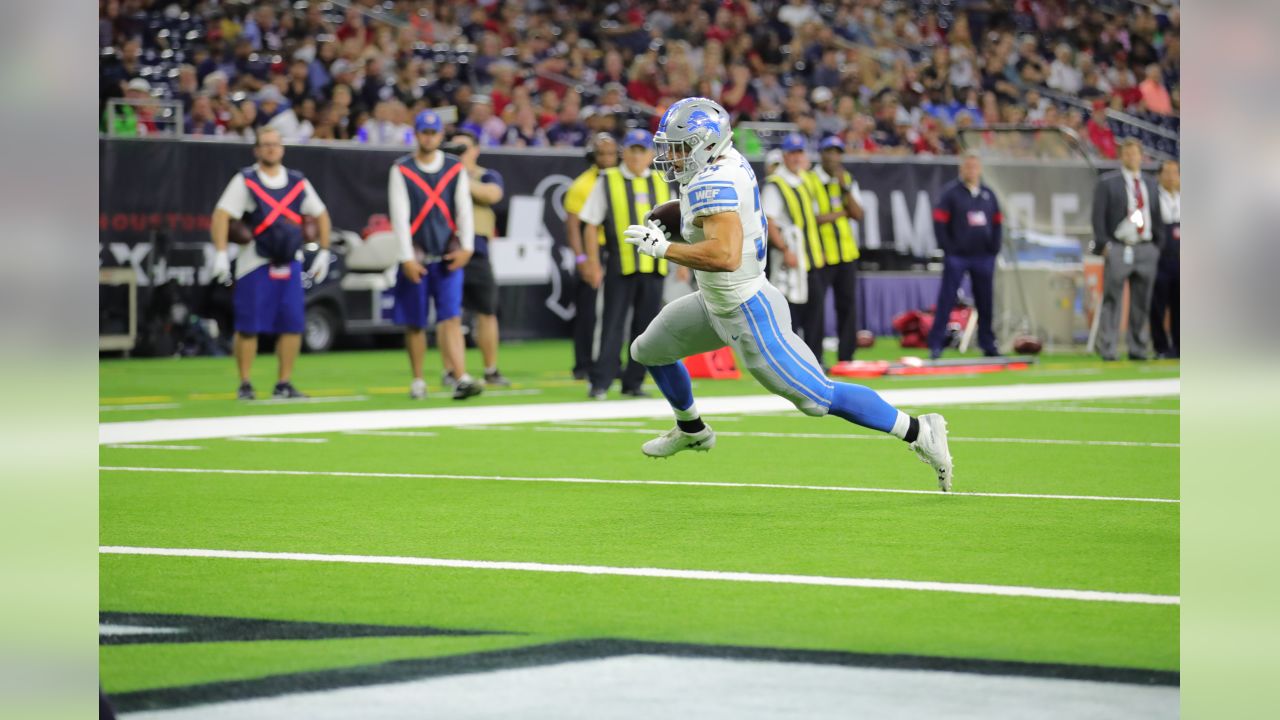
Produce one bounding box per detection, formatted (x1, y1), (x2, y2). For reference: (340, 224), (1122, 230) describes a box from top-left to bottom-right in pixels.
(803, 170), (859, 263)
(603, 167), (671, 276)
(767, 174), (823, 271)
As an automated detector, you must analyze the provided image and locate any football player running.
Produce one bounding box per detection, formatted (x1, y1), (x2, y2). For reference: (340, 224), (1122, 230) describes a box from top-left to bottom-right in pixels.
(623, 98), (954, 490)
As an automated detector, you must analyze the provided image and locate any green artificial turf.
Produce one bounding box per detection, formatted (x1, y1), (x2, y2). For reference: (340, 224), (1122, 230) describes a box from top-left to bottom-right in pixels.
(99, 340), (1179, 697)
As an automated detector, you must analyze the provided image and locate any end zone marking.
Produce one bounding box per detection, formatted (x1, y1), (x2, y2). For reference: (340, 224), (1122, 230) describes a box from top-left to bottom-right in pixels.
(98, 545), (1180, 606)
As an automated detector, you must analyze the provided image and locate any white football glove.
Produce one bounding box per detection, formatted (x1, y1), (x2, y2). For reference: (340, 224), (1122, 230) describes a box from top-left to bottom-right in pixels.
(623, 220), (670, 259)
(210, 249), (232, 285)
(308, 248), (331, 284)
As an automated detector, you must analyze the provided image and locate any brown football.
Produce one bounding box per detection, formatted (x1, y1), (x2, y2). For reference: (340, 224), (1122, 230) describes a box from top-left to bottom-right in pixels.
(1012, 335), (1043, 355)
(645, 199), (682, 242)
(228, 219), (253, 245)
(856, 330), (876, 348)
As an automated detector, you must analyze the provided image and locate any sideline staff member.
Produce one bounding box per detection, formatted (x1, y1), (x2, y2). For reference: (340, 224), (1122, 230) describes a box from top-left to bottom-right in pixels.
(210, 126), (332, 400)
(580, 129), (670, 399)
(1091, 138), (1162, 361)
(388, 110), (480, 400)
(928, 150), (1003, 359)
(444, 130), (512, 387)
(804, 135), (865, 363)
(563, 133), (619, 380)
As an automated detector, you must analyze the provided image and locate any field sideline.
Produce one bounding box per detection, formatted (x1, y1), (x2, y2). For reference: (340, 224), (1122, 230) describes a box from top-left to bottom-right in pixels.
(100, 342), (1179, 717)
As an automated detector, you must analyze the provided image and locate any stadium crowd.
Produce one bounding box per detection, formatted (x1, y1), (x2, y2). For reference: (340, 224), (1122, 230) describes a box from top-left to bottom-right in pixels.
(100, 0), (1179, 158)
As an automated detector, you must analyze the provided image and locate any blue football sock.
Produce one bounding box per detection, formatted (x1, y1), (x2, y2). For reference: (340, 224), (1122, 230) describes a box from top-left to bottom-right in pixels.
(828, 382), (899, 433)
(649, 362), (698, 420)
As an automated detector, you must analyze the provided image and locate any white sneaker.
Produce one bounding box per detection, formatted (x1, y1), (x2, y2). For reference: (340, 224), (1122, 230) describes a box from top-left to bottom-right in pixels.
(642, 425), (716, 458)
(909, 413), (953, 491)
(409, 378), (427, 400)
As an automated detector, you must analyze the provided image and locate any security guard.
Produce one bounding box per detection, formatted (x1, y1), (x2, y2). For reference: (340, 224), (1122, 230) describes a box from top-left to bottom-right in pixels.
(562, 133), (619, 380)
(580, 128), (671, 399)
(763, 132), (828, 366)
(803, 135), (865, 363)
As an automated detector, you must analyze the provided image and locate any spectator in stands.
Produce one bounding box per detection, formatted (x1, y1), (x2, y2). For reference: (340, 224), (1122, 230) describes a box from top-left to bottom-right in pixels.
(1087, 102), (1118, 159)
(1139, 64), (1174, 116)
(283, 59), (313, 109)
(928, 150), (1004, 359)
(357, 100), (412, 146)
(503, 105), (548, 147)
(256, 86), (304, 142)
(1047, 43), (1082, 94)
(185, 93), (221, 136)
(547, 96), (589, 147)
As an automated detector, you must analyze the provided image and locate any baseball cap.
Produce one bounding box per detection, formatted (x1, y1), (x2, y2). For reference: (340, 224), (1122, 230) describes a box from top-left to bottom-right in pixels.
(811, 86), (834, 105)
(126, 78), (151, 93)
(780, 132), (806, 153)
(623, 128), (653, 148)
(254, 85), (285, 105)
(415, 110), (444, 133)
(819, 135), (845, 152)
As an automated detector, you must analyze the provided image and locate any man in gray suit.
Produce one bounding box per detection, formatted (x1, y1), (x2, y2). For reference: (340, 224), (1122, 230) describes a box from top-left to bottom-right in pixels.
(1091, 138), (1164, 360)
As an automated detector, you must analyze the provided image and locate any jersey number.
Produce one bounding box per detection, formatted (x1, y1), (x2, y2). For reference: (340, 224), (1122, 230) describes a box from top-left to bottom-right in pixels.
(739, 159), (768, 262)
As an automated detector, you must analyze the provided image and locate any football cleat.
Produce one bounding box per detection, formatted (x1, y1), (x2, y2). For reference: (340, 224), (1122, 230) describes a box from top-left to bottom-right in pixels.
(409, 378), (427, 400)
(588, 388), (608, 401)
(442, 371), (458, 389)
(642, 425), (716, 458)
(237, 382), (255, 401)
(909, 413), (953, 492)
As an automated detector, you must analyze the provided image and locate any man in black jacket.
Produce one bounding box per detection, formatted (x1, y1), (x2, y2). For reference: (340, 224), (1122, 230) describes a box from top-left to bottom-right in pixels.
(928, 151), (1003, 359)
(1150, 159), (1180, 358)
(1091, 138), (1164, 361)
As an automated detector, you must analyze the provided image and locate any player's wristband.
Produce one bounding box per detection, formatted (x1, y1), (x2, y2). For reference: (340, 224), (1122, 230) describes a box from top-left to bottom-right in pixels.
(575, 254), (588, 264)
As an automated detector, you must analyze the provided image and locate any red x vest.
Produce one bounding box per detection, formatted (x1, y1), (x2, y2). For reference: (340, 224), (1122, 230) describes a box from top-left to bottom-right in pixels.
(241, 167), (308, 264)
(396, 154), (464, 258)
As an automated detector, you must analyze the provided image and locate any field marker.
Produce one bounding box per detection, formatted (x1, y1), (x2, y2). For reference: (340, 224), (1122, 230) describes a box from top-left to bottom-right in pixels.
(529, 422), (1177, 445)
(98, 545), (1180, 606)
(103, 445), (203, 451)
(227, 436), (329, 444)
(98, 466), (1179, 504)
(99, 378), (1180, 445)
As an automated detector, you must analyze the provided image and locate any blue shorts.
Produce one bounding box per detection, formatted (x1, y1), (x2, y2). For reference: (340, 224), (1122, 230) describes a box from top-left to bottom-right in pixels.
(393, 261), (463, 328)
(234, 261), (305, 335)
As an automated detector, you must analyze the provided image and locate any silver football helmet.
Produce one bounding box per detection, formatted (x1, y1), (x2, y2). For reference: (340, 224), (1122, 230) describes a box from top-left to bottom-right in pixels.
(653, 97), (733, 185)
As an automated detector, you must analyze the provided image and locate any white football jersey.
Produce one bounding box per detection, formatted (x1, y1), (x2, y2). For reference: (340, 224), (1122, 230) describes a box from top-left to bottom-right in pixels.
(678, 147), (769, 314)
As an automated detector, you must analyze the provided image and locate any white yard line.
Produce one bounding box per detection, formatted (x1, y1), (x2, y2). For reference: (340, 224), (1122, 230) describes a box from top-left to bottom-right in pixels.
(227, 436), (329, 444)
(528, 425), (1178, 449)
(342, 430), (439, 438)
(921, 404), (1179, 416)
(98, 379), (1180, 445)
(102, 444), (204, 451)
(98, 545), (1179, 606)
(98, 466), (1179, 504)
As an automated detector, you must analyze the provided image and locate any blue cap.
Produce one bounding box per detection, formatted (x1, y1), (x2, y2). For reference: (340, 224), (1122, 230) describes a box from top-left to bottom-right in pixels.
(819, 135), (845, 152)
(780, 132), (806, 153)
(414, 110), (443, 133)
(623, 128), (653, 148)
